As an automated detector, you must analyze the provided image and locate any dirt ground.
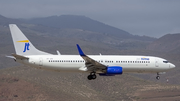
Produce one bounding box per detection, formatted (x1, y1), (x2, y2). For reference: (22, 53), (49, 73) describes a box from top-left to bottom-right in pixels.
(133, 85), (180, 101)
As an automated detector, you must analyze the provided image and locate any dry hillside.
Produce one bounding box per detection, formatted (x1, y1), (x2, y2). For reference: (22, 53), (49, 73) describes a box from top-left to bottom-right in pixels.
(0, 66), (180, 101)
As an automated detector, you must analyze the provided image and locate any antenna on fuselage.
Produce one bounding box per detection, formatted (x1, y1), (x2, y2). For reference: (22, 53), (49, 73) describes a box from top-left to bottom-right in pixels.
(57, 50), (61, 55)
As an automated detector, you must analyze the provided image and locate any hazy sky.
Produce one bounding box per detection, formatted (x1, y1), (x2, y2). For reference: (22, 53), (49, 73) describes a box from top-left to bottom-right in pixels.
(0, 0), (179, 38)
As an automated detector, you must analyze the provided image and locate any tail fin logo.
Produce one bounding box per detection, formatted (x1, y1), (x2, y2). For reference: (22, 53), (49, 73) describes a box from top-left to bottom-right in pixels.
(17, 40), (30, 52)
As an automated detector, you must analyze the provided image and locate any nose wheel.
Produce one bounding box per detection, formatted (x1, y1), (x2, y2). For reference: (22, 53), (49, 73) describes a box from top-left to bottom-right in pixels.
(156, 76), (160, 80)
(87, 72), (97, 80)
(156, 73), (160, 80)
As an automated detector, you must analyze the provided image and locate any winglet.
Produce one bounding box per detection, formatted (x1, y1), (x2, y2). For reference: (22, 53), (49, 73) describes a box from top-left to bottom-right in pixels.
(76, 44), (86, 56)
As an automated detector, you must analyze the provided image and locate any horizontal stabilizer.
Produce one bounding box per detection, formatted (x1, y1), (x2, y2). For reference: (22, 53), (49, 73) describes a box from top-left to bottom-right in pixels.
(6, 55), (16, 59)
(12, 54), (29, 60)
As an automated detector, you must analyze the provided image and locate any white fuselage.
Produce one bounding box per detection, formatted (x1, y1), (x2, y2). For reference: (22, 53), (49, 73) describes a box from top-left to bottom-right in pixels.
(17, 55), (175, 74)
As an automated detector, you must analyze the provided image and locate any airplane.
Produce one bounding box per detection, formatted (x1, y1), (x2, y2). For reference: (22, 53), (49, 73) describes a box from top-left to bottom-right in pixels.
(7, 24), (175, 80)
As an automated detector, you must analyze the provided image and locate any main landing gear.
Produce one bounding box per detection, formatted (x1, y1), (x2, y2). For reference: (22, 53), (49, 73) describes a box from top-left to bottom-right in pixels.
(87, 72), (97, 80)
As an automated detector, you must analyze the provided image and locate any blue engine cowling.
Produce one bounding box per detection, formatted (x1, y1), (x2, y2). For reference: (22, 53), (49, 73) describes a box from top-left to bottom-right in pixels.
(99, 66), (123, 76)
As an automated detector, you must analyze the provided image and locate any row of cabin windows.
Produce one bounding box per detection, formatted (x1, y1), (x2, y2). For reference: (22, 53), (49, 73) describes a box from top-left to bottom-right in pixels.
(49, 60), (85, 63)
(49, 60), (150, 64)
(116, 61), (150, 63)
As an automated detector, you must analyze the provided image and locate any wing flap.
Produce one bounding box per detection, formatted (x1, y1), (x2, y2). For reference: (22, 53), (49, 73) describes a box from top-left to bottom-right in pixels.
(79, 66), (88, 71)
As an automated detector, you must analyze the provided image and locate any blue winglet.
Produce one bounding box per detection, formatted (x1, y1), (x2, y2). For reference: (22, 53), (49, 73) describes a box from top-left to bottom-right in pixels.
(77, 44), (86, 56)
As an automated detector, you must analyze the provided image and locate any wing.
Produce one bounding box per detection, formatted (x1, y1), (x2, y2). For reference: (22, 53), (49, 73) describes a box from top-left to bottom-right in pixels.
(77, 44), (107, 72)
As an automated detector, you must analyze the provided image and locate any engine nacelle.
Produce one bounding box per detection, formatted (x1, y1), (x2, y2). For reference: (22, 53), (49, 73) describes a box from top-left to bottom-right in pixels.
(106, 66), (123, 74)
(99, 66), (123, 76)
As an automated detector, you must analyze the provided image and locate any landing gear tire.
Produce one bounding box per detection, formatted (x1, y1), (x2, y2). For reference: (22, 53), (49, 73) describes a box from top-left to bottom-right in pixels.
(156, 76), (160, 80)
(87, 73), (97, 80)
(92, 74), (96, 79)
(87, 75), (92, 80)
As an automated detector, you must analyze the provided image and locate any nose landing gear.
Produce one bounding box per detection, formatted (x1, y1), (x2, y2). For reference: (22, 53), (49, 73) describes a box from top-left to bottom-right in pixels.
(87, 72), (97, 80)
(156, 73), (160, 80)
(156, 75), (160, 80)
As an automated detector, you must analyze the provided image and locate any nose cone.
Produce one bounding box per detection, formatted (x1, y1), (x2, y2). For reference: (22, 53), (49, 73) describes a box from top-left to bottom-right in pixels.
(170, 63), (176, 69)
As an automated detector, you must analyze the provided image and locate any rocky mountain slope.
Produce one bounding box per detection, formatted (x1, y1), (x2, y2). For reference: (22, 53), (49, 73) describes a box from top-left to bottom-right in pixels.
(24, 15), (155, 41)
(147, 33), (180, 53)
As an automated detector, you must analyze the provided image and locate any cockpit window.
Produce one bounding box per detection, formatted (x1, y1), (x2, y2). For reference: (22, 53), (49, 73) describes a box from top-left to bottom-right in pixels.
(163, 61), (169, 63)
